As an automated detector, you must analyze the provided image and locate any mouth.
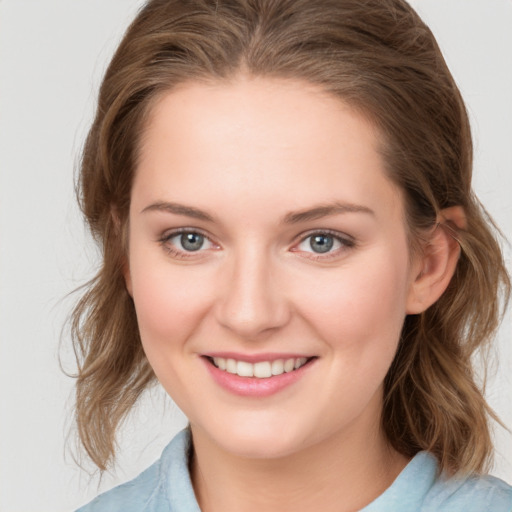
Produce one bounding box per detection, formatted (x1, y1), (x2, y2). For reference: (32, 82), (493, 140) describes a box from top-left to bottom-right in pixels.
(202, 354), (317, 397)
(204, 356), (314, 379)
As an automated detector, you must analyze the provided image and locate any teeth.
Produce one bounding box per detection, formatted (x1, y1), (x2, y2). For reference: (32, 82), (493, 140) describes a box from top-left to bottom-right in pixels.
(254, 361), (272, 378)
(213, 357), (226, 370)
(271, 359), (284, 375)
(284, 358), (295, 372)
(211, 357), (308, 378)
(236, 361), (254, 377)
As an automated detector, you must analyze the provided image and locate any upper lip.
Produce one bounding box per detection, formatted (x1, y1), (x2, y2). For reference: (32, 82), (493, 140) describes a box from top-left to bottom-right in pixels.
(201, 352), (315, 363)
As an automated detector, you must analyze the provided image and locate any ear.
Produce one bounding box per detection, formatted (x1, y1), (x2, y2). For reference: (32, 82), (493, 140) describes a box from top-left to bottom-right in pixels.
(406, 206), (466, 314)
(111, 207), (133, 297)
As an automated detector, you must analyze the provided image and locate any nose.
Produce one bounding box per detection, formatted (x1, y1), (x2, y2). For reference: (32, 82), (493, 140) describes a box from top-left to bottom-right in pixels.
(214, 249), (291, 339)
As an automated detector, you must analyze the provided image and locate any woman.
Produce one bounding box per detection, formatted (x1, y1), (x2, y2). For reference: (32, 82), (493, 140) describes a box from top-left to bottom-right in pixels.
(72, 0), (512, 510)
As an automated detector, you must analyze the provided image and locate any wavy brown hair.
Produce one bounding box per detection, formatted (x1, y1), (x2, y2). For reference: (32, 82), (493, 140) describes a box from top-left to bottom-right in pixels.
(72, 0), (510, 473)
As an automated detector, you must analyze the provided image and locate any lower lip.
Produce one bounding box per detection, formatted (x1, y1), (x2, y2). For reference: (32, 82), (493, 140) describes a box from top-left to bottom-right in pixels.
(203, 358), (315, 397)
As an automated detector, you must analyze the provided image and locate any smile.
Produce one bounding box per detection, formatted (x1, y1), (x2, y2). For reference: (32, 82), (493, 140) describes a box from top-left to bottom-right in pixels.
(210, 357), (309, 378)
(203, 354), (316, 397)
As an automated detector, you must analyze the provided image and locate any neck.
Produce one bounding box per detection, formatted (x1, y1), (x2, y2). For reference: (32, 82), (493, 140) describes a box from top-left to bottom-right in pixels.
(190, 415), (409, 512)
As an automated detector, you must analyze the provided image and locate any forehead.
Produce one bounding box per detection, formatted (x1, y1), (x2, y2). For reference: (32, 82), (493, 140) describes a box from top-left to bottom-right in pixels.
(133, 77), (403, 223)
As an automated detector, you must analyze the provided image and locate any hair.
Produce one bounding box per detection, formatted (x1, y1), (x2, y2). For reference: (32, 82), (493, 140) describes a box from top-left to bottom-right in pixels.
(72, 0), (510, 474)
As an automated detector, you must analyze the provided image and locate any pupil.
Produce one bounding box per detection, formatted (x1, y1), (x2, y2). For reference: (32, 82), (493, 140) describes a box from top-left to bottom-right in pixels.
(181, 233), (204, 251)
(310, 235), (333, 253)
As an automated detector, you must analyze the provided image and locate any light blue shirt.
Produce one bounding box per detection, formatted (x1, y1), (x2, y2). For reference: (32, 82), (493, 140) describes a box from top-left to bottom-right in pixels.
(77, 429), (512, 511)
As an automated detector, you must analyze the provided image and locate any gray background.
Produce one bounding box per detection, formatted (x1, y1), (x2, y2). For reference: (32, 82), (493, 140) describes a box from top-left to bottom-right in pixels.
(0, 1), (511, 510)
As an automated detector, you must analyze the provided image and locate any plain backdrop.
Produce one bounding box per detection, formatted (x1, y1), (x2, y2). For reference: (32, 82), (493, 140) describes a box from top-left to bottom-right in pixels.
(0, 1), (511, 511)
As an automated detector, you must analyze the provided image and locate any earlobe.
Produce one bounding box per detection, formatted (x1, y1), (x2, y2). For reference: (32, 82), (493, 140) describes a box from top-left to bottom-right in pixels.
(406, 206), (465, 314)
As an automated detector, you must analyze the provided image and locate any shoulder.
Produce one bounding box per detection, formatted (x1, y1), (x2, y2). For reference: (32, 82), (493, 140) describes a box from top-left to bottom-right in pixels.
(424, 471), (512, 512)
(75, 460), (167, 512)
(364, 451), (512, 512)
(75, 429), (198, 512)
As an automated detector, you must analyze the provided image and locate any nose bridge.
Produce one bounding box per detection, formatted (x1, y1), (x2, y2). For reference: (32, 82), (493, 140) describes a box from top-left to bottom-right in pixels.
(216, 243), (289, 338)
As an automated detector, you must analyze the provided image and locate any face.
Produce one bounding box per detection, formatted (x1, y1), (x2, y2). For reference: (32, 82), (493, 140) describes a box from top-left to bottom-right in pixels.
(126, 78), (421, 459)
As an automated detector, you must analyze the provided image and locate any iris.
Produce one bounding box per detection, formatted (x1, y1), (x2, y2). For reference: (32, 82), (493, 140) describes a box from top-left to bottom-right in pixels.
(310, 234), (334, 253)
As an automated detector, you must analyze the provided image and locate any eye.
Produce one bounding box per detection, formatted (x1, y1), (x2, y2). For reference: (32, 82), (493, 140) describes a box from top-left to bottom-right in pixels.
(174, 232), (208, 252)
(160, 229), (217, 257)
(304, 234), (338, 253)
(293, 231), (354, 257)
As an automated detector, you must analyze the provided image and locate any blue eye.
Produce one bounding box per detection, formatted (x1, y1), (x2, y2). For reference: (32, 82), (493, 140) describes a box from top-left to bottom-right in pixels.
(296, 232), (352, 255)
(308, 234), (335, 253)
(179, 232), (205, 251)
(163, 230), (215, 253)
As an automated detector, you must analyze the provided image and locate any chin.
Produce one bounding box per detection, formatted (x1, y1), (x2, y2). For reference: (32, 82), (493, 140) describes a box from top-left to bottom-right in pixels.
(220, 435), (303, 460)
(192, 415), (319, 461)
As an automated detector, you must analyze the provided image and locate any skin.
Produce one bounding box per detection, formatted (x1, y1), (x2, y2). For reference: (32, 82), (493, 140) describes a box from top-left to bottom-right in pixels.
(124, 77), (461, 512)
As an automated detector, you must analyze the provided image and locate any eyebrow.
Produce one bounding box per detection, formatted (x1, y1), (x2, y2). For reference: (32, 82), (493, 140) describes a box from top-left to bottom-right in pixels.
(141, 201), (214, 222)
(141, 200), (374, 224)
(282, 202), (374, 224)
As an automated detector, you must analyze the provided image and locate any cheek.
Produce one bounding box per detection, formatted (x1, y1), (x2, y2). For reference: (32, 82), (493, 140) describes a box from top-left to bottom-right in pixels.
(128, 252), (215, 347)
(294, 248), (411, 356)
(129, 258), (218, 403)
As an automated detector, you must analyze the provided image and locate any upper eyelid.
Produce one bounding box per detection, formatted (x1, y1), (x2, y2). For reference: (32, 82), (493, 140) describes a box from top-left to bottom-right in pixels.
(159, 226), (214, 242)
(294, 228), (354, 244)
(157, 227), (354, 249)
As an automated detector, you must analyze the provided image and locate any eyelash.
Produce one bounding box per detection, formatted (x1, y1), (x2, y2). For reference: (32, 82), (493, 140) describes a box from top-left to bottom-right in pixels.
(158, 228), (217, 260)
(158, 228), (356, 261)
(292, 229), (356, 261)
